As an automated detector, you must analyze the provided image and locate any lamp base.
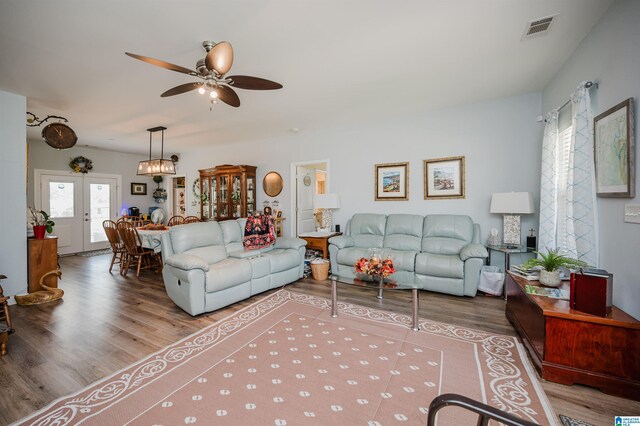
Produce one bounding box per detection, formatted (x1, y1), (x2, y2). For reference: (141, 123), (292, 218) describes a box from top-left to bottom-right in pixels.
(320, 208), (333, 232)
(503, 214), (521, 246)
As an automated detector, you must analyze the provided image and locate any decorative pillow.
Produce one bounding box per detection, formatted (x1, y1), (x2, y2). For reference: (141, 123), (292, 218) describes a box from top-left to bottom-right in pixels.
(243, 214), (276, 250)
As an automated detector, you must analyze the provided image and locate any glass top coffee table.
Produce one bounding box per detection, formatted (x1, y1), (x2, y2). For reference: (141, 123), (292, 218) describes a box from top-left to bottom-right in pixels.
(330, 271), (422, 331)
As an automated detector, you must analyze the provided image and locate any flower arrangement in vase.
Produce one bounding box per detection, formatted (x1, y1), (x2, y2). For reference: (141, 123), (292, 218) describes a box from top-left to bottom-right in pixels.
(354, 249), (396, 279)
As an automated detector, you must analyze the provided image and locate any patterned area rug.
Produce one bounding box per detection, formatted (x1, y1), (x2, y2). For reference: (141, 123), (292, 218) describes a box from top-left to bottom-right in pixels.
(15, 290), (556, 425)
(559, 414), (595, 426)
(78, 249), (112, 257)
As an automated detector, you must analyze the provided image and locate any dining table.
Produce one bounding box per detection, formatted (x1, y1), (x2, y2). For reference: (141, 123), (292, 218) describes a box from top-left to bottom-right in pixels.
(136, 227), (170, 253)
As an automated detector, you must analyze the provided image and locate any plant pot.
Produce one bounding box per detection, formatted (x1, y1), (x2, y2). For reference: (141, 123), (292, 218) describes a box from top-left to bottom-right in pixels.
(33, 225), (46, 239)
(539, 269), (561, 287)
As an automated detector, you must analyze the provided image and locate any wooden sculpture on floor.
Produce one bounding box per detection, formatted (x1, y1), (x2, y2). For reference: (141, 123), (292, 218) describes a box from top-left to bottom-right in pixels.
(15, 269), (64, 306)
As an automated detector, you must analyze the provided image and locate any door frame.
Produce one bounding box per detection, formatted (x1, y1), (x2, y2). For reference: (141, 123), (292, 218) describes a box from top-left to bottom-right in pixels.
(166, 174), (187, 218)
(34, 169), (122, 251)
(289, 159), (331, 236)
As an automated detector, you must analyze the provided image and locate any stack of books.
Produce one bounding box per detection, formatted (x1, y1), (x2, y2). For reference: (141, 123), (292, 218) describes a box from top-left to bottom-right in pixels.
(510, 264), (540, 281)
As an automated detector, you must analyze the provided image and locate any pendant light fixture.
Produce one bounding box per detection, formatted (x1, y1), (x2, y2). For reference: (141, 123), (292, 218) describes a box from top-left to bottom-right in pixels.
(137, 126), (176, 176)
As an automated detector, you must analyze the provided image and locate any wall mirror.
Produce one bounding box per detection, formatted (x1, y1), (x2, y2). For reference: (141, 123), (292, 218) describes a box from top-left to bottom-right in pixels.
(263, 171), (283, 197)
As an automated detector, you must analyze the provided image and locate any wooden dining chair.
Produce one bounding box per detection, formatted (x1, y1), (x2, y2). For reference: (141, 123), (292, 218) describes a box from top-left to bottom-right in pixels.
(0, 275), (14, 356)
(102, 220), (126, 273)
(183, 216), (201, 224)
(116, 222), (162, 278)
(167, 216), (185, 226)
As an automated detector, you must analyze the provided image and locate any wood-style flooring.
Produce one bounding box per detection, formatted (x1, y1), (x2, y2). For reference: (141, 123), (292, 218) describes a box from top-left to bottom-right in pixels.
(0, 254), (637, 425)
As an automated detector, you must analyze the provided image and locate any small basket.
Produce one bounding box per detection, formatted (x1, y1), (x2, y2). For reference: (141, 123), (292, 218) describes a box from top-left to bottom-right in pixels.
(310, 260), (330, 281)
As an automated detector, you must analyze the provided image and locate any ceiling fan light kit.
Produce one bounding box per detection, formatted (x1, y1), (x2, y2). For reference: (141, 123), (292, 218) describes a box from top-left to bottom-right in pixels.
(137, 126), (176, 176)
(125, 40), (282, 109)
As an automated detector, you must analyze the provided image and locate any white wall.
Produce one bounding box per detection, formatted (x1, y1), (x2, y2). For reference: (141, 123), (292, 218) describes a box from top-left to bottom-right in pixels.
(0, 90), (28, 298)
(542, 0), (640, 319)
(27, 142), (178, 217)
(181, 93), (542, 245)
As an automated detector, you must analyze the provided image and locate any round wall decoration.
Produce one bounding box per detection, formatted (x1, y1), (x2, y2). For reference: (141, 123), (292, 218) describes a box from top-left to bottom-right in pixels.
(42, 122), (78, 149)
(69, 156), (93, 174)
(263, 171), (284, 197)
(192, 178), (209, 204)
(303, 175), (311, 186)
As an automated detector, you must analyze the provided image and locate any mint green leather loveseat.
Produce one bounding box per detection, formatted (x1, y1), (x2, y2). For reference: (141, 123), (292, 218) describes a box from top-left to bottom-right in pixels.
(160, 219), (306, 315)
(328, 214), (488, 297)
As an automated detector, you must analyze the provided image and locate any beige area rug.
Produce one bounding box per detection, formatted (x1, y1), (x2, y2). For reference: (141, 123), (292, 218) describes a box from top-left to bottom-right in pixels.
(15, 290), (556, 426)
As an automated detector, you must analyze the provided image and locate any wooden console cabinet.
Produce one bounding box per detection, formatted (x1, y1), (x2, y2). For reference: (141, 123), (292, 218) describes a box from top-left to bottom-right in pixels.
(505, 272), (640, 400)
(27, 237), (58, 292)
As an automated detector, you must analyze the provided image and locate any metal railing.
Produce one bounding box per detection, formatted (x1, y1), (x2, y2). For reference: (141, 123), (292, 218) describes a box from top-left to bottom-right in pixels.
(427, 393), (540, 426)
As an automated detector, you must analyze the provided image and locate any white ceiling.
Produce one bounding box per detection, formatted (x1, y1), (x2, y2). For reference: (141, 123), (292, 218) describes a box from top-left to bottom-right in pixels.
(0, 0), (612, 155)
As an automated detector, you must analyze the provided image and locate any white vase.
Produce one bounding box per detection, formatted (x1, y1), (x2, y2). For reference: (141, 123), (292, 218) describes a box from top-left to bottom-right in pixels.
(539, 269), (561, 287)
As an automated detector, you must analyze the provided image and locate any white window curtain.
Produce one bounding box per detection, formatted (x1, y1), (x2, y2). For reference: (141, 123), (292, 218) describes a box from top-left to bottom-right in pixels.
(538, 82), (599, 266)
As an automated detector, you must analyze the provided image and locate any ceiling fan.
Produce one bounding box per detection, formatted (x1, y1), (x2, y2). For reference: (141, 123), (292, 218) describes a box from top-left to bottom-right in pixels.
(125, 41), (282, 108)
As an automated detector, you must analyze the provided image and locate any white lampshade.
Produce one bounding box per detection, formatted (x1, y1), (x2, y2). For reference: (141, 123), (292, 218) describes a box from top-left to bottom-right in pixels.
(490, 192), (534, 214)
(314, 193), (340, 209)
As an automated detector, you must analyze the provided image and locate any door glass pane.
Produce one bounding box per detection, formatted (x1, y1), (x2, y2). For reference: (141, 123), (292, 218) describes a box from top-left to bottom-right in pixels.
(49, 182), (74, 218)
(202, 178), (210, 219)
(247, 177), (255, 214)
(90, 184), (110, 243)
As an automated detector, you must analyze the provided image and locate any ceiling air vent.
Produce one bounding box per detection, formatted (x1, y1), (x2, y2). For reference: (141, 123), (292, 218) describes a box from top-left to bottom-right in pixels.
(521, 14), (557, 40)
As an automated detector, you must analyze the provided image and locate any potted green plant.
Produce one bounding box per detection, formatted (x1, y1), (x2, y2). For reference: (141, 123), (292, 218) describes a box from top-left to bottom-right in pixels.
(521, 249), (588, 287)
(29, 207), (55, 239)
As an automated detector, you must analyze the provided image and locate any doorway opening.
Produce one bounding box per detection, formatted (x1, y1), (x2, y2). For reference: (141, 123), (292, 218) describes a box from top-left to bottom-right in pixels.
(289, 160), (330, 236)
(35, 169), (122, 255)
(166, 175), (187, 219)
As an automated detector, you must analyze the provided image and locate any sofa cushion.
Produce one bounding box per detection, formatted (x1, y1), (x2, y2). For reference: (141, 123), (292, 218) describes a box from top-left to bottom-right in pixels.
(349, 214), (387, 248)
(185, 245), (228, 265)
(422, 215), (474, 243)
(264, 248), (300, 273)
(220, 219), (243, 244)
(205, 258), (252, 292)
(415, 253), (464, 279)
(422, 237), (467, 255)
(336, 247), (371, 268)
(384, 249), (418, 272)
(383, 214), (423, 252)
(170, 221), (224, 254)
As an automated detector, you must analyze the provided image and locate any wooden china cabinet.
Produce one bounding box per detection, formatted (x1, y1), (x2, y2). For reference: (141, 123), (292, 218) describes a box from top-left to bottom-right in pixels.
(199, 165), (257, 221)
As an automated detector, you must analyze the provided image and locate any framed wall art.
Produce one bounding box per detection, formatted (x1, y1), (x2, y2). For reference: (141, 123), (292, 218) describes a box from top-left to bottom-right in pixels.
(375, 162), (409, 201)
(424, 156), (465, 199)
(131, 182), (147, 195)
(594, 98), (635, 197)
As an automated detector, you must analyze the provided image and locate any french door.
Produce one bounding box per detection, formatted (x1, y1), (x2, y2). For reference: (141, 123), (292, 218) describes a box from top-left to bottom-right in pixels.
(36, 170), (121, 255)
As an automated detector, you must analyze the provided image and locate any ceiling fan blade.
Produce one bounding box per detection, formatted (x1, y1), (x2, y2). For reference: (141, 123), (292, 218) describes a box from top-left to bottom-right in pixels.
(216, 85), (240, 107)
(227, 75), (283, 90)
(161, 82), (203, 97)
(125, 52), (197, 75)
(205, 41), (234, 75)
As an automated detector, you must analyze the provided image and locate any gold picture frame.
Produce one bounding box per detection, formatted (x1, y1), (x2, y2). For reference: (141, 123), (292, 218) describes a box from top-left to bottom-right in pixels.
(424, 156), (465, 199)
(375, 162), (409, 201)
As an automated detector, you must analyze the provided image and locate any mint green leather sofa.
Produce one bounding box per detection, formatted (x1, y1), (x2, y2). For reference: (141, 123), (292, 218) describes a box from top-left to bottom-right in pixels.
(160, 219), (306, 315)
(328, 214), (488, 297)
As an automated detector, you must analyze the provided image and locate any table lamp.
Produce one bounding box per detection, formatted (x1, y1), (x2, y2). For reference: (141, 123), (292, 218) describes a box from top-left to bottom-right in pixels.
(490, 192), (534, 248)
(314, 193), (340, 233)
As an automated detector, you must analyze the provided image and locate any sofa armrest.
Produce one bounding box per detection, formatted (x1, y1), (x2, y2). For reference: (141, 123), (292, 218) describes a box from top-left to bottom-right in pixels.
(460, 244), (488, 261)
(274, 237), (307, 250)
(328, 235), (354, 249)
(165, 253), (210, 272)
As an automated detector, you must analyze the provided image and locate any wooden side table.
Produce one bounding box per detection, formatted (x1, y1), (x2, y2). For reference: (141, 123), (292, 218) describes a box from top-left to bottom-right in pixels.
(28, 237), (58, 292)
(505, 272), (640, 400)
(299, 232), (341, 259)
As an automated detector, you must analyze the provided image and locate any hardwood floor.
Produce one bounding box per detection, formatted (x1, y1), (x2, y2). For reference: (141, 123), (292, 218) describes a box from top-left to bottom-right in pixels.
(0, 254), (637, 425)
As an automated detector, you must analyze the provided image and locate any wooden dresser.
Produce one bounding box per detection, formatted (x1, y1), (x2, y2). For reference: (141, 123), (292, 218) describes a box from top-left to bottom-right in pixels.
(505, 272), (640, 400)
(27, 237), (58, 292)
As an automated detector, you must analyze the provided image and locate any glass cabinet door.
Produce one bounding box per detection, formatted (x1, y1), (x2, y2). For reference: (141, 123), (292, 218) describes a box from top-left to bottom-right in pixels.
(201, 177), (210, 220)
(211, 177), (217, 219)
(247, 176), (256, 215)
(231, 174), (241, 218)
(219, 175), (229, 218)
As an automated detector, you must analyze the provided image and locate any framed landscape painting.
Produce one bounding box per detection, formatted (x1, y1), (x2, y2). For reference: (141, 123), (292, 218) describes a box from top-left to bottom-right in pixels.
(375, 162), (409, 201)
(594, 98), (635, 197)
(424, 156), (465, 199)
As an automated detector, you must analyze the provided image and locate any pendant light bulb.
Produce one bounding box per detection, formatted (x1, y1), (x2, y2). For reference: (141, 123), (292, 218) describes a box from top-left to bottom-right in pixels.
(198, 87), (206, 95)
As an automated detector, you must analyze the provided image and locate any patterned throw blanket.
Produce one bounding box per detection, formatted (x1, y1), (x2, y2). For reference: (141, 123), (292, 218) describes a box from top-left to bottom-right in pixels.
(243, 213), (276, 249)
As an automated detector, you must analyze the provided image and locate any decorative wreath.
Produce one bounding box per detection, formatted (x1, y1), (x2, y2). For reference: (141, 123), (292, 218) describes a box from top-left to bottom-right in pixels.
(69, 156), (93, 174)
(192, 178), (209, 204)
